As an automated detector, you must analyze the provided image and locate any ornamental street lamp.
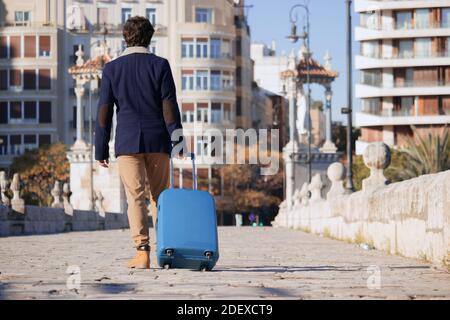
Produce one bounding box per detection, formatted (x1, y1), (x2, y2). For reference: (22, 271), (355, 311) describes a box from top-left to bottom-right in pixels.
(286, 3), (312, 183)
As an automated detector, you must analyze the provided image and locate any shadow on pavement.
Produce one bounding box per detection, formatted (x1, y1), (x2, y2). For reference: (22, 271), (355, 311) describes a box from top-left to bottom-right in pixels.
(214, 265), (431, 273)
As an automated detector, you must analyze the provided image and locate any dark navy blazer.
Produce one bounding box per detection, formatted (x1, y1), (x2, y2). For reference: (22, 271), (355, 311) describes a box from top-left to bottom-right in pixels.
(95, 46), (183, 161)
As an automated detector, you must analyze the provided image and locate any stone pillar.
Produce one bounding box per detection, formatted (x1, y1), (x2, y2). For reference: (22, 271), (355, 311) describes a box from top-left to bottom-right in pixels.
(51, 181), (64, 208)
(74, 84), (86, 144)
(10, 173), (25, 214)
(320, 85), (337, 153)
(283, 140), (299, 210)
(0, 171), (10, 206)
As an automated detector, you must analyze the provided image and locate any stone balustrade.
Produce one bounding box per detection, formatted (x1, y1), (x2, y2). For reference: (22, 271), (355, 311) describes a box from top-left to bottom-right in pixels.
(273, 142), (450, 266)
(0, 173), (128, 237)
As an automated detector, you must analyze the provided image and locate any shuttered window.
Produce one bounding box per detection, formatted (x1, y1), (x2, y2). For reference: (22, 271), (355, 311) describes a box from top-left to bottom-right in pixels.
(24, 36), (36, 58)
(38, 69), (51, 89)
(0, 36), (7, 58)
(9, 36), (21, 58)
(39, 36), (51, 57)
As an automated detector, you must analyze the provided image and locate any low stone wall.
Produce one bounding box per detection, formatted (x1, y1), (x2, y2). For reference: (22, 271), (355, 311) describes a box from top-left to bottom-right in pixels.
(0, 205), (129, 237)
(0, 175), (129, 237)
(273, 142), (450, 266)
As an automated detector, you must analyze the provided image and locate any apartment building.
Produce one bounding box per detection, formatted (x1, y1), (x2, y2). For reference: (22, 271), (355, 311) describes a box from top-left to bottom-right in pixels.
(355, 0), (450, 154)
(64, 0), (248, 203)
(0, 0), (65, 169)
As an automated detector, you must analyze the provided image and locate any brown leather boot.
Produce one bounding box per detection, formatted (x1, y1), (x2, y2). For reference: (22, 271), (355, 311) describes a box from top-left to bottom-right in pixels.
(127, 245), (150, 269)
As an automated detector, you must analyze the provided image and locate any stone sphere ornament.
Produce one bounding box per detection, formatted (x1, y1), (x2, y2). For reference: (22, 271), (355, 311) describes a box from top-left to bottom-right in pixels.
(363, 142), (391, 170)
(362, 142), (391, 192)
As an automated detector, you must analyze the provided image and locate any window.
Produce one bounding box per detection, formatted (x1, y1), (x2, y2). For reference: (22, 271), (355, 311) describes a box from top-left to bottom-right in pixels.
(361, 98), (381, 114)
(146, 8), (156, 25)
(39, 101), (52, 123)
(224, 103), (232, 122)
(196, 39), (208, 58)
(195, 8), (212, 23)
(210, 38), (221, 59)
(415, 9), (430, 29)
(38, 69), (51, 89)
(222, 39), (231, 59)
(222, 71), (233, 90)
(196, 136), (207, 157)
(196, 103), (209, 123)
(182, 70), (194, 91)
(211, 103), (221, 123)
(0, 102), (7, 124)
(23, 135), (37, 151)
(9, 69), (21, 88)
(442, 8), (450, 28)
(39, 134), (51, 147)
(10, 135), (22, 155)
(10, 101), (22, 121)
(9, 36), (21, 58)
(361, 40), (379, 58)
(39, 36), (51, 57)
(121, 8), (132, 24)
(236, 97), (242, 116)
(24, 101), (37, 122)
(97, 7), (109, 26)
(181, 38), (195, 58)
(24, 69), (36, 90)
(15, 11), (31, 26)
(182, 103), (195, 123)
(149, 41), (156, 54)
(415, 38), (431, 58)
(361, 11), (380, 29)
(0, 70), (7, 90)
(210, 71), (221, 91)
(196, 70), (208, 90)
(24, 36), (36, 58)
(396, 11), (413, 29)
(398, 39), (413, 58)
(0, 36), (7, 58)
(0, 135), (6, 155)
(398, 97), (415, 116)
(236, 67), (242, 86)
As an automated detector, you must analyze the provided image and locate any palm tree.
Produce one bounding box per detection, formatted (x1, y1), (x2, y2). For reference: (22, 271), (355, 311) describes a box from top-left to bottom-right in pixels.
(390, 126), (450, 180)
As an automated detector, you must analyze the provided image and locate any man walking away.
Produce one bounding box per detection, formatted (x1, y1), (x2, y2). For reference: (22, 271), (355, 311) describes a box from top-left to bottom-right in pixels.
(95, 16), (184, 269)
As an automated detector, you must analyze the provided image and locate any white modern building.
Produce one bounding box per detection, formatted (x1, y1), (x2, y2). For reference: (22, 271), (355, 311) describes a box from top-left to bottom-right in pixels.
(251, 41), (288, 96)
(355, 0), (450, 154)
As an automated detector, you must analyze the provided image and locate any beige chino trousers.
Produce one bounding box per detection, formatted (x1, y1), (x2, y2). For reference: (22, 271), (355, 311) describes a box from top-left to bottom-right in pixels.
(117, 153), (170, 249)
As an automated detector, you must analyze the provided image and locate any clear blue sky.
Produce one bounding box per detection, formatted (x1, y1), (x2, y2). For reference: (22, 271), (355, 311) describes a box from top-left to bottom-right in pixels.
(246, 0), (359, 123)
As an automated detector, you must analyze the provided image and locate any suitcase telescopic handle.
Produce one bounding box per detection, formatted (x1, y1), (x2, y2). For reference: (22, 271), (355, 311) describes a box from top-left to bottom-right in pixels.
(169, 152), (197, 190)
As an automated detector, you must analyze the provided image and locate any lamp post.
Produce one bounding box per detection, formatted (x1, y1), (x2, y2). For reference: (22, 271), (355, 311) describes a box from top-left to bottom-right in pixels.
(286, 3), (312, 183)
(344, 0), (354, 191)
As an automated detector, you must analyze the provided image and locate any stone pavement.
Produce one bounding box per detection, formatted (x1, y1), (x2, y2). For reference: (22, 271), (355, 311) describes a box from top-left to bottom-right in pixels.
(0, 227), (449, 300)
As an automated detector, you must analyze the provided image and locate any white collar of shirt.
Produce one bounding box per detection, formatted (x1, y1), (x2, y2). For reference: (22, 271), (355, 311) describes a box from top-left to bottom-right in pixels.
(121, 46), (150, 56)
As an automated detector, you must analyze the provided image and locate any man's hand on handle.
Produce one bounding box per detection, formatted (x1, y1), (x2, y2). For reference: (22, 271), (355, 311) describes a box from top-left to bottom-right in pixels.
(97, 159), (109, 168)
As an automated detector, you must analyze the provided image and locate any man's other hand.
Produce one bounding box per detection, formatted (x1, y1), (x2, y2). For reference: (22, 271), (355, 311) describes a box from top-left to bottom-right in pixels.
(97, 159), (109, 168)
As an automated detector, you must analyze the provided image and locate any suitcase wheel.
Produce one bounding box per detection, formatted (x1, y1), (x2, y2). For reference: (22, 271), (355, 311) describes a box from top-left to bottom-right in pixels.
(163, 263), (171, 270)
(200, 266), (210, 272)
(165, 249), (174, 257)
(204, 251), (213, 260)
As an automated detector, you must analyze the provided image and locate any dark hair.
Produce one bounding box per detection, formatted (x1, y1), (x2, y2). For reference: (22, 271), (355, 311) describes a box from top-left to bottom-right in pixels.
(123, 16), (154, 48)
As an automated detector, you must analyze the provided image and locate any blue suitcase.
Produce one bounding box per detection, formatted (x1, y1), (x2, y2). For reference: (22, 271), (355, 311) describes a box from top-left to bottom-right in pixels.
(156, 153), (219, 271)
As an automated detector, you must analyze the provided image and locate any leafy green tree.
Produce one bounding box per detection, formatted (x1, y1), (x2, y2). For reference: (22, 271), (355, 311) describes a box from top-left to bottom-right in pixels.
(9, 143), (70, 206)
